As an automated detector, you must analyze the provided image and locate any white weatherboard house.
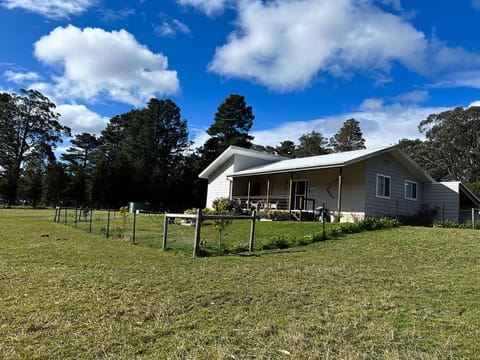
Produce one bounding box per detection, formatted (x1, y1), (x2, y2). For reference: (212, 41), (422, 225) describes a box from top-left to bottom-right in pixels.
(199, 145), (480, 223)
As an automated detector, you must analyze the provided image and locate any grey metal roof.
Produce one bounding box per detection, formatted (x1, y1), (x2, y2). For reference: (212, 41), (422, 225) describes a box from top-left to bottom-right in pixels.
(230, 145), (434, 182)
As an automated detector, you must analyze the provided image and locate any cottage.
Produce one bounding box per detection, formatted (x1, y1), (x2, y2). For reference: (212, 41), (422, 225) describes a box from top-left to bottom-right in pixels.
(199, 145), (480, 223)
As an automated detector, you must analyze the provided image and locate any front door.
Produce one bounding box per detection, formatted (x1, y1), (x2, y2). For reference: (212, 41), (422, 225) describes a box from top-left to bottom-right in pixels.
(293, 180), (308, 210)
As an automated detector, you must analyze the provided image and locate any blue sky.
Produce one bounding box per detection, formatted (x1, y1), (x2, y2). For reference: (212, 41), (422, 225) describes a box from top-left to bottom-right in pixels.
(1, 0), (480, 151)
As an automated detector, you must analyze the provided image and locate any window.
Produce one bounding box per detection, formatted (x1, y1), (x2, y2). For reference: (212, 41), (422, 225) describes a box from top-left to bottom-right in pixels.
(405, 180), (417, 200)
(376, 174), (391, 198)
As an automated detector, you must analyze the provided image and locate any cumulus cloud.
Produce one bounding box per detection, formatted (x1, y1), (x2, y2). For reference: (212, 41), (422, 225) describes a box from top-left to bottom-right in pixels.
(0, 0), (95, 19)
(3, 70), (41, 83)
(207, 0), (427, 91)
(33, 25), (180, 106)
(181, 0), (480, 91)
(56, 103), (109, 135)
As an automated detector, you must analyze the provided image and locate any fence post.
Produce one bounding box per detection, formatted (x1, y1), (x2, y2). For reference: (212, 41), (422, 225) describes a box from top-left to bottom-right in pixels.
(53, 206), (57, 222)
(132, 211), (137, 245)
(322, 202), (326, 240)
(472, 208), (475, 230)
(193, 208), (202, 258)
(89, 209), (93, 233)
(75, 206), (78, 228)
(162, 212), (169, 251)
(106, 209), (111, 238)
(64, 207), (68, 225)
(442, 203), (445, 227)
(249, 210), (256, 252)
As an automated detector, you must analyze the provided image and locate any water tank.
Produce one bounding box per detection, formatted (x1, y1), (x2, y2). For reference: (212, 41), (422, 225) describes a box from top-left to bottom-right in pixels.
(128, 202), (147, 213)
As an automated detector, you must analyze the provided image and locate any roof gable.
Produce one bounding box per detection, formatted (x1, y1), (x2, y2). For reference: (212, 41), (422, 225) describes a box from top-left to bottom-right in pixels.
(198, 145), (286, 179)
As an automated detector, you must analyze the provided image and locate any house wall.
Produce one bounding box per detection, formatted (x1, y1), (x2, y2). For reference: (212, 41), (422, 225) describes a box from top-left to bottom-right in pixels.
(301, 163), (366, 214)
(231, 162), (366, 217)
(364, 153), (424, 217)
(205, 157), (234, 208)
(207, 154), (282, 208)
(423, 182), (459, 222)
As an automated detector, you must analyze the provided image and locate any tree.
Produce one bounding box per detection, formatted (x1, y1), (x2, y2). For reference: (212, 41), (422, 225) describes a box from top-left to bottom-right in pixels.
(44, 161), (69, 206)
(200, 94), (255, 164)
(94, 98), (190, 209)
(398, 138), (441, 179)
(330, 118), (366, 152)
(61, 133), (99, 205)
(295, 131), (330, 157)
(0, 89), (70, 206)
(276, 140), (296, 157)
(418, 106), (480, 182)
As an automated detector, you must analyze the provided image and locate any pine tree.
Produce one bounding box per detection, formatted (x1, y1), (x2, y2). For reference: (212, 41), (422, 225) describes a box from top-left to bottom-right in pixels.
(200, 94), (255, 164)
(330, 118), (366, 152)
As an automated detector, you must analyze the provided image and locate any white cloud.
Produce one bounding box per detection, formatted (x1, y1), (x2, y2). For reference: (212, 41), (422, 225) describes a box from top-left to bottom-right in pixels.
(3, 70), (41, 83)
(181, 0), (480, 92)
(33, 25), (180, 106)
(0, 0), (95, 19)
(177, 0), (230, 15)
(154, 18), (191, 37)
(393, 90), (429, 104)
(468, 100), (480, 107)
(56, 103), (109, 135)
(100, 7), (135, 22)
(248, 99), (450, 149)
(431, 70), (480, 89)
(208, 0), (428, 91)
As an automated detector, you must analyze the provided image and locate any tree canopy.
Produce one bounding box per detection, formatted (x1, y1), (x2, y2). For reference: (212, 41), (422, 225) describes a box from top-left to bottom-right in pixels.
(329, 118), (366, 152)
(0, 89), (70, 206)
(295, 131), (330, 157)
(200, 94), (255, 164)
(418, 106), (480, 182)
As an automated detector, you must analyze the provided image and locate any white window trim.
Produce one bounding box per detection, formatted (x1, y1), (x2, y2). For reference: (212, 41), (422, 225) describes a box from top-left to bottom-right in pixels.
(376, 174), (391, 199)
(405, 180), (418, 201)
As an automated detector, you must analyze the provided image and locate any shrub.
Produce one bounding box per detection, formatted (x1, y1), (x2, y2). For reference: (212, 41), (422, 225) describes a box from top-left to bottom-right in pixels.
(270, 235), (291, 249)
(433, 220), (470, 229)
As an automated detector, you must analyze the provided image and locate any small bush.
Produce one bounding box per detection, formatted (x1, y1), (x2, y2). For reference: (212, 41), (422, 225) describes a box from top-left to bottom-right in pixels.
(433, 220), (470, 229)
(270, 235), (291, 249)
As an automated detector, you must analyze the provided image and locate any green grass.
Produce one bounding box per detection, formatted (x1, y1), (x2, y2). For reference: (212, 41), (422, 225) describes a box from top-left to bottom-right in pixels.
(55, 208), (349, 255)
(1, 209), (480, 358)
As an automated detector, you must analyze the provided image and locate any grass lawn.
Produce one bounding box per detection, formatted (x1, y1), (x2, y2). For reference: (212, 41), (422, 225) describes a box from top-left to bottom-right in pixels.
(1, 209), (480, 358)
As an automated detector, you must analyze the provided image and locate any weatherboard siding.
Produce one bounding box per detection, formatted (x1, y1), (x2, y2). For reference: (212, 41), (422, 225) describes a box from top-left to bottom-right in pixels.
(364, 153), (423, 217)
(205, 157), (234, 208)
(303, 163), (366, 213)
(423, 182), (459, 222)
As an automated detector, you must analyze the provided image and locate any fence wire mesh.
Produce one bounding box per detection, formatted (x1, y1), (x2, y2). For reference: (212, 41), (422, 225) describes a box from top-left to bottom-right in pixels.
(459, 208), (480, 229)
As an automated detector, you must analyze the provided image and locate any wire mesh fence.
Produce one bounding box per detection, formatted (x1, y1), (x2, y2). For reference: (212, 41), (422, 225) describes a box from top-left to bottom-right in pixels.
(53, 206), (351, 256)
(459, 208), (480, 229)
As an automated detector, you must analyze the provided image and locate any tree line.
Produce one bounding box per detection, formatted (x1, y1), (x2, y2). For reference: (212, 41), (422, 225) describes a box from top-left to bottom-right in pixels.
(1, 89), (479, 209)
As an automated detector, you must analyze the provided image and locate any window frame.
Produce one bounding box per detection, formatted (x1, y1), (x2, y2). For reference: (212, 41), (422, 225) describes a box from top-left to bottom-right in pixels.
(404, 180), (418, 201)
(376, 174), (391, 199)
